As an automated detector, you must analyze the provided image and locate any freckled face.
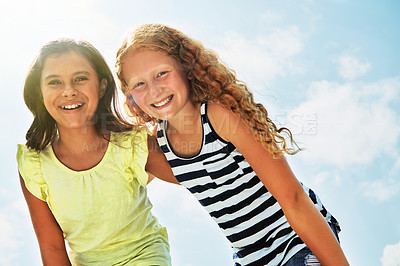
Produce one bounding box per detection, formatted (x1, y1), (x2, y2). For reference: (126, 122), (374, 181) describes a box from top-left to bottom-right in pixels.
(40, 51), (105, 131)
(122, 49), (192, 122)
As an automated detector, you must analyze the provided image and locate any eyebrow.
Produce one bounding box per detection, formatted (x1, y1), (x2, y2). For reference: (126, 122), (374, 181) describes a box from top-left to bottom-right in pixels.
(43, 71), (91, 81)
(127, 64), (172, 81)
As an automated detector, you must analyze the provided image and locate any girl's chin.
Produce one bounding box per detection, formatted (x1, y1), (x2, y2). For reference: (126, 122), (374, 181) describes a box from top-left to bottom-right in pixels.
(147, 109), (169, 120)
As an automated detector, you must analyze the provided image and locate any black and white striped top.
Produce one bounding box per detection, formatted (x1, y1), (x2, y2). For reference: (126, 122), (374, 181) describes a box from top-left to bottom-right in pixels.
(156, 102), (339, 265)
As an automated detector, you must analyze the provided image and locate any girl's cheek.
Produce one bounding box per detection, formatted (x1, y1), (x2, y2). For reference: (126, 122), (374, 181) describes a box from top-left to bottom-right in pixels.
(131, 91), (144, 103)
(129, 92), (147, 110)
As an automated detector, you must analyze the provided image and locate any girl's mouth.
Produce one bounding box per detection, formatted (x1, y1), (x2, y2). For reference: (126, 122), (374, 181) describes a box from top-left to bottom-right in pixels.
(151, 95), (173, 108)
(60, 103), (84, 110)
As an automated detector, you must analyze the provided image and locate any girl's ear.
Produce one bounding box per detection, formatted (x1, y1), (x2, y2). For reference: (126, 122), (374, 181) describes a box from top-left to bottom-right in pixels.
(99, 79), (107, 98)
(187, 71), (193, 80)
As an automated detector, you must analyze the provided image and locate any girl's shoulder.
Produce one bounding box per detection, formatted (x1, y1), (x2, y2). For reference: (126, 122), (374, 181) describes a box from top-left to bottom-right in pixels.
(207, 102), (238, 121)
(16, 144), (48, 201)
(17, 144), (42, 173)
(111, 127), (149, 148)
(111, 128), (150, 187)
(206, 102), (241, 142)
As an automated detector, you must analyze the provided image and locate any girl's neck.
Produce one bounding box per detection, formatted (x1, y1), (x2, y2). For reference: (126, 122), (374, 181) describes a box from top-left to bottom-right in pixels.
(52, 125), (110, 172)
(167, 101), (201, 134)
(166, 102), (203, 157)
(54, 126), (107, 156)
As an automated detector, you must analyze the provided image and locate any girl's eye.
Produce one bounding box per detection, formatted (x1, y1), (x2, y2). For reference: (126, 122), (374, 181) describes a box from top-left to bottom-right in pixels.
(75, 76), (88, 82)
(47, 79), (62, 86)
(157, 71), (167, 77)
(127, 82), (144, 92)
(135, 82), (145, 88)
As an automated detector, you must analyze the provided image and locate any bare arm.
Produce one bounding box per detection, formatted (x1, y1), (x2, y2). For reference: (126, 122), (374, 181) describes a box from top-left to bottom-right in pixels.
(146, 133), (179, 185)
(146, 172), (156, 184)
(207, 103), (349, 266)
(19, 174), (71, 266)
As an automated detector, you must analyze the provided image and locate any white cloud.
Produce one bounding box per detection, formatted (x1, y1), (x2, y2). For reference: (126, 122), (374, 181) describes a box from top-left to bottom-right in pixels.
(147, 179), (209, 223)
(0, 0), (119, 77)
(0, 198), (33, 265)
(290, 77), (400, 168)
(312, 171), (341, 186)
(336, 54), (371, 80)
(390, 158), (400, 177)
(381, 241), (400, 266)
(215, 26), (303, 87)
(260, 10), (283, 22)
(360, 179), (400, 202)
(0, 197), (44, 265)
(147, 179), (232, 265)
(0, 0), (117, 40)
(0, 212), (19, 265)
(312, 171), (330, 185)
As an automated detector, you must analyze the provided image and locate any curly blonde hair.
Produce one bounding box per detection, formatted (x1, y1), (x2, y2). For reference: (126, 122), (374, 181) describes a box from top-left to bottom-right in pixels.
(116, 24), (300, 157)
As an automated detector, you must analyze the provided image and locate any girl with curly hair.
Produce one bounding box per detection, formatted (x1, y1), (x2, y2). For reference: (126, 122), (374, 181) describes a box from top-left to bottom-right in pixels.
(115, 24), (349, 266)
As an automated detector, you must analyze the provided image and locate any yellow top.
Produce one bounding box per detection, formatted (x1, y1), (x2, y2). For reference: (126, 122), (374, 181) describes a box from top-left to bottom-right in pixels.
(17, 130), (170, 266)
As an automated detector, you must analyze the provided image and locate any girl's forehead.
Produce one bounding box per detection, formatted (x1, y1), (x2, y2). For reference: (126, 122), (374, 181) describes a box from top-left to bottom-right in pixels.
(124, 50), (172, 69)
(127, 47), (166, 57)
(131, 48), (181, 65)
(44, 51), (88, 64)
(42, 51), (95, 76)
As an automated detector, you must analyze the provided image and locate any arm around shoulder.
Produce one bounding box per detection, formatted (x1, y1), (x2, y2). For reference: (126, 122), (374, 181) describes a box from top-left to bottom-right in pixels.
(19, 173), (71, 266)
(146, 133), (179, 185)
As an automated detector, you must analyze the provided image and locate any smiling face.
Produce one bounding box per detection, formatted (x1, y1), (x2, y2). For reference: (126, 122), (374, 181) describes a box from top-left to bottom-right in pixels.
(122, 49), (192, 122)
(40, 51), (106, 132)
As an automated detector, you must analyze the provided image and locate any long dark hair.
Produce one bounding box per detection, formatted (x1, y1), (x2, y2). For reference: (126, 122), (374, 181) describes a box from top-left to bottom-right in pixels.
(24, 38), (132, 150)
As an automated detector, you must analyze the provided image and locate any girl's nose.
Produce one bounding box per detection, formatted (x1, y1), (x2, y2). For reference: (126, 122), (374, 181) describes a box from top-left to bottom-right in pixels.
(149, 83), (162, 98)
(62, 85), (77, 98)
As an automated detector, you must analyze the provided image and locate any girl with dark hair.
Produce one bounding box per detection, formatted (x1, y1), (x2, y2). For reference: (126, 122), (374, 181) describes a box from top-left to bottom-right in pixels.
(17, 38), (171, 265)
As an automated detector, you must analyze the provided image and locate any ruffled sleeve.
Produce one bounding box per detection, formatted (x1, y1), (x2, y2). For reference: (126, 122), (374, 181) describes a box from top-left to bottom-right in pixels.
(129, 128), (150, 187)
(16, 144), (48, 201)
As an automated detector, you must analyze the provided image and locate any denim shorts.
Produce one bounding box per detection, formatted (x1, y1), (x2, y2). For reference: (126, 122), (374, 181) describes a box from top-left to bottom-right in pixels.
(283, 223), (340, 266)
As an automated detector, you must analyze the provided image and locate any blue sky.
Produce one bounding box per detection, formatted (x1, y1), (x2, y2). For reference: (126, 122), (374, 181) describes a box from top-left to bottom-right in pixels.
(1, 0), (399, 265)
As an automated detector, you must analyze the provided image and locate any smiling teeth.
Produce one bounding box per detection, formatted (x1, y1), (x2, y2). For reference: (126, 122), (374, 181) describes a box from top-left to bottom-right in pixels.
(152, 95), (173, 108)
(61, 103), (83, 110)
